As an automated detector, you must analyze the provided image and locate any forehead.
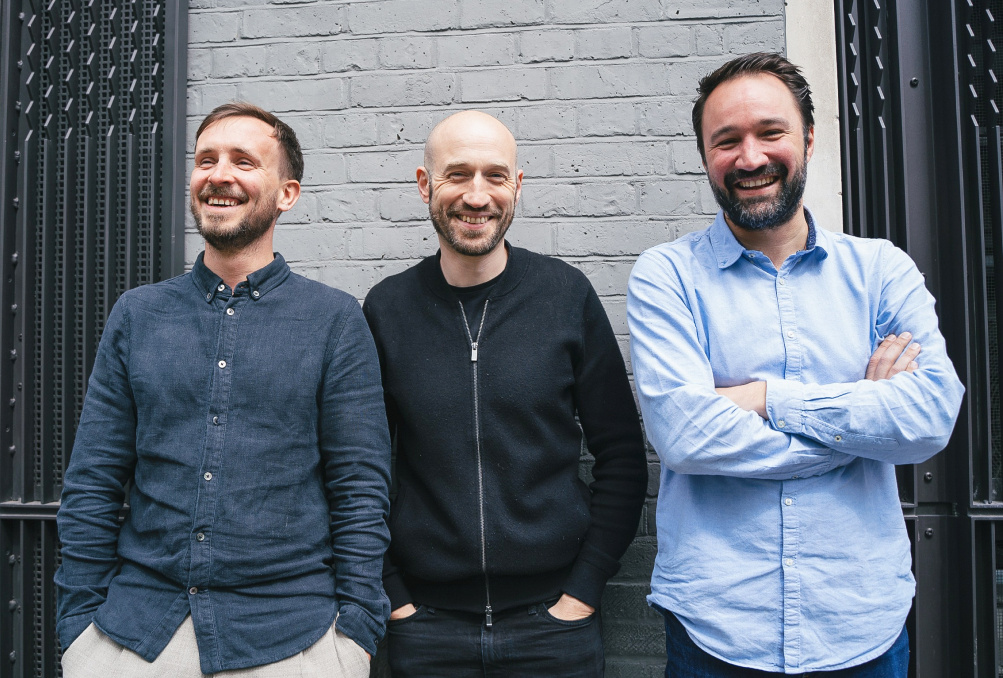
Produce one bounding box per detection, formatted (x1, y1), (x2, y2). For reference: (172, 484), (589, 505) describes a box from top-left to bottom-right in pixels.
(702, 73), (803, 135)
(431, 122), (517, 170)
(195, 116), (279, 154)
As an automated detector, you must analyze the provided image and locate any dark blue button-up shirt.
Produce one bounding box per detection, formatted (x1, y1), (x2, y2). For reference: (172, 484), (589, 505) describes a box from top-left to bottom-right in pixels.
(55, 253), (391, 673)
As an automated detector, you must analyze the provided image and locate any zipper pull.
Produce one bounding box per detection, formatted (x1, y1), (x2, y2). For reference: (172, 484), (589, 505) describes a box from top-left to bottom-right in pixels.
(485, 604), (493, 628)
(470, 341), (478, 362)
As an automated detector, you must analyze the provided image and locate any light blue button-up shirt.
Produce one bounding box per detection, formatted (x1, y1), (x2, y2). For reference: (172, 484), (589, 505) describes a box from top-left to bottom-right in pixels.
(627, 210), (964, 672)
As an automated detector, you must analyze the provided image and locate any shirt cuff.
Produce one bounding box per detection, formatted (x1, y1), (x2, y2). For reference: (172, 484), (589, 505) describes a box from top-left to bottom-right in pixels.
(335, 603), (381, 656)
(562, 544), (621, 609)
(765, 378), (804, 434)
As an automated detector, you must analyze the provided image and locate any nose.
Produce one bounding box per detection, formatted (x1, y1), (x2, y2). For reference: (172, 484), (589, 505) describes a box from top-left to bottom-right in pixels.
(463, 174), (491, 209)
(734, 137), (768, 171)
(208, 159), (234, 184)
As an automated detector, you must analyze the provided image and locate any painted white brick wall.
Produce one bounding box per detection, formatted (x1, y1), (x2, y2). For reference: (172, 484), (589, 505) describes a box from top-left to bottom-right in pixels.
(186, 2), (786, 673)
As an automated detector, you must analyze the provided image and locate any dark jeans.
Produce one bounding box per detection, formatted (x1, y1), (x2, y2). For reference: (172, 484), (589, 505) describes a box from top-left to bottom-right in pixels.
(386, 602), (604, 677)
(658, 606), (908, 678)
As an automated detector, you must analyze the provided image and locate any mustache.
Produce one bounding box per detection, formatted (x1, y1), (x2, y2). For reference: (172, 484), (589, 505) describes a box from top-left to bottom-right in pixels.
(198, 185), (248, 202)
(724, 163), (788, 188)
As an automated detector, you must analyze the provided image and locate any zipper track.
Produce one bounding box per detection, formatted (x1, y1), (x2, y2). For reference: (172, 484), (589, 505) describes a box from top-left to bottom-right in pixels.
(459, 299), (493, 627)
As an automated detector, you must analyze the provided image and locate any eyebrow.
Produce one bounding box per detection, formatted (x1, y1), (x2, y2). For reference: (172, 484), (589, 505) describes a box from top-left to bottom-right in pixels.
(709, 118), (791, 144)
(195, 146), (258, 158)
(439, 161), (511, 173)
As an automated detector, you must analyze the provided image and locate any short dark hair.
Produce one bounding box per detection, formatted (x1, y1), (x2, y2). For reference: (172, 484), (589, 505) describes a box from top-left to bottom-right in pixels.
(692, 52), (814, 161)
(195, 102), (304, 183)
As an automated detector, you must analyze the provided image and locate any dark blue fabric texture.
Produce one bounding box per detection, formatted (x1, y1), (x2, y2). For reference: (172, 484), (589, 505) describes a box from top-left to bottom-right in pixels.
(54, 252), (391, 673)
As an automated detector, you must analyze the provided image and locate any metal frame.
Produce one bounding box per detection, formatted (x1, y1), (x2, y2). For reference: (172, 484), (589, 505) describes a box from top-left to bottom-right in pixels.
(0, 3), (186, 676)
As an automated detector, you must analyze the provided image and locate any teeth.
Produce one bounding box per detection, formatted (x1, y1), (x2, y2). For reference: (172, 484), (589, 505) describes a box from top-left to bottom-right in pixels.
(459, 216), (490, 224)
(207, 197), (239, 207)
(737, 177), (775, 189)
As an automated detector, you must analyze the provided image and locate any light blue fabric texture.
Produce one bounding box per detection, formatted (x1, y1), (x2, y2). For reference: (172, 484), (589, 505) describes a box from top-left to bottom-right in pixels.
(627, 210), (964, 673)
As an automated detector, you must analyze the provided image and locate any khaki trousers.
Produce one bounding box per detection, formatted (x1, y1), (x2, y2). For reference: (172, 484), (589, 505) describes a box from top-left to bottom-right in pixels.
(61, 616), (370, 678)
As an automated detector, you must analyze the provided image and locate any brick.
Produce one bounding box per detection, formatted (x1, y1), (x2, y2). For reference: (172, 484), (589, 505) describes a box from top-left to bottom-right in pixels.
(347, 150), (422, 183)
(213, 43), (322, 78)
(695, 24), (725, 56)
(520, 183), (576, 217)
(605, 659), (665, 678)
(637, 24), (693, 58)
(242, 5), (345, 39)
(277, 192), (319, 226)
(576, 26), (633, 60)
(577, 102), (637, 137)
(602, 582), (662, 621)
(273, 225), (348, 263)
(516, 104), (576, 140)
(638, 99), (693, 136)
(189, 83), (239, 117)
(377, 187), (428, 222)
(725, 20), (785, 53)
(378, 36), (436, 69)
(663, 0), (784, 19)
(518, 144), (553, 178)
(350, 72), (456, 107)
(551, 63), (672, 99)
(665, 59), (718, 96)
(519, 30), (575, 63)
(458, 68), (547, 102)
(670, 140), (705, 174)
(189, 11), (240, 44)
(459, 0), (546, 28)
(639, 180), (701, 215)
(698, 181), (720, 215)
(602, 297), (628, 334)
(315, 187), (379, 222)
(304, 152), (347, 186)
(506, 220), (556, 254)
(438, 33), (517, 67)
(322, 38), (380, 73)
(558, 219), (675, 255)
(324, 112), (380, 148)
(348, 0), (459, 34)
(603, 619), (666, 656)
(547, 0), (663, 23)
(614, 536), (659, 580)
(287, 115), (325, 151)
(188, 48), (211, 81)
(347, 226), (437, 259)
(320, 261), (414, 300)
(554, 142), (667, 177)
(577, 184), (638, 217)
(575, 260), (635, 296)
(376, 111), (442, 145)
(237, 78), (345, 112)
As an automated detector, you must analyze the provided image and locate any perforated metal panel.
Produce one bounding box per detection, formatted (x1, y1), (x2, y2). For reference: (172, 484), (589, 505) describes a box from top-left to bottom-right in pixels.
(0, 2), (187, 676)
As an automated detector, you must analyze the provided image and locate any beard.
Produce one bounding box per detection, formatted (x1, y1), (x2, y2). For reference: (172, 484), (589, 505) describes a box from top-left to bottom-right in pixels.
(428, 186), (514, 257)
(191, 185), (280, 253)
(710, 156), (808, 232)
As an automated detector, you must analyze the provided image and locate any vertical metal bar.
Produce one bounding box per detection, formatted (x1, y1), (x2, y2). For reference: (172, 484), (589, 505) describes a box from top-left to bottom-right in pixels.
(162, 0), (186, 278)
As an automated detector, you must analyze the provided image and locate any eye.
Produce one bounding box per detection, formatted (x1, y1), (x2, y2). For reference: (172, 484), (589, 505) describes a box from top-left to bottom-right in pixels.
(197, 157), (216, 168)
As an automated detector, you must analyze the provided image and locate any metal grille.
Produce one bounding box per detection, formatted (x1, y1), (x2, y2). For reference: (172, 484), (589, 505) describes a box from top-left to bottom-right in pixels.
(0, 2), (187, 677)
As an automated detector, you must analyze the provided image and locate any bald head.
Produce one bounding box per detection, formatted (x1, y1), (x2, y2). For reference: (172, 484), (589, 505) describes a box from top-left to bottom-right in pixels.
(423, 111), (518, 173)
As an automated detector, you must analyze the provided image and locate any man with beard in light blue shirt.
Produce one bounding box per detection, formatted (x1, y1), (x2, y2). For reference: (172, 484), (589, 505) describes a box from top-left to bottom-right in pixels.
(627, 53), (964, 676)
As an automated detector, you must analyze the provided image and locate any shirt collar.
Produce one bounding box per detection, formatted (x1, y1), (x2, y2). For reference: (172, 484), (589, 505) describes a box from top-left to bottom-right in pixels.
(707, 208), (828, 270)
(192, 251), (291, 303)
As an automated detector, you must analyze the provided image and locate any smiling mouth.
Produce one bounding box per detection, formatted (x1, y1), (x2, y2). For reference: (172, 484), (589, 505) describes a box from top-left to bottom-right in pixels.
(734, 176), (778, 189)
(206, 197), (242, 207)
(457, 215), (492, 225)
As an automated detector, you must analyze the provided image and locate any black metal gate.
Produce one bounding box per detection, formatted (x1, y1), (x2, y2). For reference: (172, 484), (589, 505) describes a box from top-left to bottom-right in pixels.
(0, 2), (187, 676)
(835, 0), (1002, 675)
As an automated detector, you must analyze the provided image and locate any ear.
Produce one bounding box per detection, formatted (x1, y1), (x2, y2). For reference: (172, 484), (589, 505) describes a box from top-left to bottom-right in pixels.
(417, 166), (431, 205)
(514, 169), (524, 205)
(276, 179), (301, 213)
(805, 125), (815, 163)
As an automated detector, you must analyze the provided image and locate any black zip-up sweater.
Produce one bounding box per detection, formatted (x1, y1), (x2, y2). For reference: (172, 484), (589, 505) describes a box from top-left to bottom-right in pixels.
(363, 245), (647, 615)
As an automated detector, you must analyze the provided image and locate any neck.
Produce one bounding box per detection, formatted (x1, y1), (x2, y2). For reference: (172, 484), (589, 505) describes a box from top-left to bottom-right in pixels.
(438, 240), (508, 287)
(726, 206), (809, 269)
(203, 235), (275, 291)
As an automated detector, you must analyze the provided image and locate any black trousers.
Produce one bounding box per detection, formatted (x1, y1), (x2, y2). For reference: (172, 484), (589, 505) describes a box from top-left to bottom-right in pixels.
(386, 602), (604, 677)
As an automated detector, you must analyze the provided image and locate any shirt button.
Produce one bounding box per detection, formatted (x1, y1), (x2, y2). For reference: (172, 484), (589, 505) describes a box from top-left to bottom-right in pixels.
(784, 558), (794, 567)
(203, 472), (212, 481)
(212, 416), (219, 425)
(784, 497), (793, 506)
(778, 279), (786, 286)
(226, 308), (235, 316)
(834, 435), (843, 442)
(777, 420), (786, 428)
(218, 360), (226, 369)
(189, 587), (198, 595)
(196, 532), (205, 542)
(792, 475), (799, 480)
(217, 284), (225, 292)
(786, 330), (795, 338)
(252, 290), (260, 298)
(206, 293), (212, 300)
